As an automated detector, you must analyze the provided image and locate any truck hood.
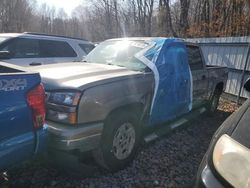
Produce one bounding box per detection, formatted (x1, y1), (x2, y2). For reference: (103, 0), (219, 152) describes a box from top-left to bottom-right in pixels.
(27, 63), (143, 91)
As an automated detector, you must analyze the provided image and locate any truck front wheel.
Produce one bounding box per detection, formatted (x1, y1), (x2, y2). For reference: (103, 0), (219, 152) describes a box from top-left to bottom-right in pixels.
(93, 111), (141, 171)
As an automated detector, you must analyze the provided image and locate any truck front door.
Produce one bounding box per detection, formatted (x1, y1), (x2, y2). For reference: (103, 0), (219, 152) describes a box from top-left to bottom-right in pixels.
(149, 42), (192, 125)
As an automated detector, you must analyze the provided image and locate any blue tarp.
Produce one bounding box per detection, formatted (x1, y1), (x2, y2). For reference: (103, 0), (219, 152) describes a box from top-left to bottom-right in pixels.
(136, 38), (192, 126)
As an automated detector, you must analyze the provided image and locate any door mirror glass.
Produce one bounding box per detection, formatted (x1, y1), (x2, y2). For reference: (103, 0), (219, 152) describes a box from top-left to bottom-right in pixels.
(0, 51), (11, 59)
(244, 78), (250, 92)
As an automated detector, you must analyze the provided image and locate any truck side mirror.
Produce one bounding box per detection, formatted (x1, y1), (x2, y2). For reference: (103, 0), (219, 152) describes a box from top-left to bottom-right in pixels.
(244, 78), (250, 92)
(0, 51), (11, 59)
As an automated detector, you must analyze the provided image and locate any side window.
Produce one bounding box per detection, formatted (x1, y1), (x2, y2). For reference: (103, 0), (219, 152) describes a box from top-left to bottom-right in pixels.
(79, 43), (95, 54)
(186, 46), (203, 70)
(0, 38), (39, 58)
(40, 40), (77, 58)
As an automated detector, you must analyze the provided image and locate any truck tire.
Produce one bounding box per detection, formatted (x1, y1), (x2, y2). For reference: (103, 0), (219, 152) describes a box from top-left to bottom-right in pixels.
(93, 110), (141, 171)
(209, 90), (221, 113)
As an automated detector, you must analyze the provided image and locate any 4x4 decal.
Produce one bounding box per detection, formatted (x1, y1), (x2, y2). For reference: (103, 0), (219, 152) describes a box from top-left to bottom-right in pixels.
(0, 79), (27, 91)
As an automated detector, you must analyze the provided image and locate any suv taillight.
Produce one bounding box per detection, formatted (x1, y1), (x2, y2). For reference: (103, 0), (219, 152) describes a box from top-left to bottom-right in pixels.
(27, 84), (46, 129)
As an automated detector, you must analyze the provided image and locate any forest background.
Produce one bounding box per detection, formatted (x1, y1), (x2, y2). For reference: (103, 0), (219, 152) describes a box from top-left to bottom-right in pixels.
(0, 0), (249, 41)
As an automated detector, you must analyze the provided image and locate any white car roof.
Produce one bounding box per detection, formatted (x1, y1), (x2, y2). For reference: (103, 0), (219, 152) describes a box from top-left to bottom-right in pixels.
(0, 33), (23, 38)
(0, 33), (92, 44)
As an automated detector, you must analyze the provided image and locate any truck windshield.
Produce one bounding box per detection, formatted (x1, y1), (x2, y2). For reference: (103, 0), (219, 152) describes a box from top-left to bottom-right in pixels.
(85, 40), (149, 71)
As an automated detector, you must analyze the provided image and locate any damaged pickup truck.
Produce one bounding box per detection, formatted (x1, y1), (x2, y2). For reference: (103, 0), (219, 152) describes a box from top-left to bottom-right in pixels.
(28, 38), (228, 171)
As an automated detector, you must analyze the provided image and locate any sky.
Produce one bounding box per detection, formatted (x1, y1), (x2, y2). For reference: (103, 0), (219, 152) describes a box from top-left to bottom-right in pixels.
(37, 0), (84, 16)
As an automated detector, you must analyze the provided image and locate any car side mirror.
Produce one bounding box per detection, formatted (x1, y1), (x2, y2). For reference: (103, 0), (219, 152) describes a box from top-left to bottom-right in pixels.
(244, 78), (250, 92)
(0, 51), (11, 59)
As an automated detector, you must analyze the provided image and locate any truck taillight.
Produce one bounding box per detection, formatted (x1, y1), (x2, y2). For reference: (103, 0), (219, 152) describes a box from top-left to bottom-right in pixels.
(27, 84), (46, 129)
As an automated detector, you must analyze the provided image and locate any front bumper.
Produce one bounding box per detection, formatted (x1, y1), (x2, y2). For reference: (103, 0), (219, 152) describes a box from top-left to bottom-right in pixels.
(196, 165), (224, 188)
(47, 121), (103, 152)
(195, 154), (225, 188)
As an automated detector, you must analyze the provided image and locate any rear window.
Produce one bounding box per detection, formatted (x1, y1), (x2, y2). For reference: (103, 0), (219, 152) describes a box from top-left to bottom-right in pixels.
(186, 46), (203, 70)
(0, 38), (40, 58)
(0, 38), (77, 58)
(40, 40), (77, 58)
(79, 43), (95, 54)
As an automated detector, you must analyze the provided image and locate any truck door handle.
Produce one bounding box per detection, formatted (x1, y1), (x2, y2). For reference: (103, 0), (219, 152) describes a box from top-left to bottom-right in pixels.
(29, 62), (42, 66)
(202, 75), (206, 80)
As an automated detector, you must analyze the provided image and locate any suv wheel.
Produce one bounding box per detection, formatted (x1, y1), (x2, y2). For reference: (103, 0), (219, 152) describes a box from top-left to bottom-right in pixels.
(93, 111), (140, 171)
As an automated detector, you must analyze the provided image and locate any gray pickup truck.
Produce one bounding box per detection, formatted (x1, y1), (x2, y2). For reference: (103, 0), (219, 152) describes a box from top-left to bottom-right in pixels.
(28, 38), (228, 171)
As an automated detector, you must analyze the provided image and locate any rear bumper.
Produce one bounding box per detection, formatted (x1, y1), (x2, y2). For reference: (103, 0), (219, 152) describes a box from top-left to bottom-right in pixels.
(35, 124), (48, 153)
(47, 121), (103, 152)
(0, 132), (34, 171)
(0, 124), (48, 171)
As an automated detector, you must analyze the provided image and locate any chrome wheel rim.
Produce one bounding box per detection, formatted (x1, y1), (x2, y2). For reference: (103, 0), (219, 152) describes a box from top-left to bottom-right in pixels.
(112, 123), (136, 160)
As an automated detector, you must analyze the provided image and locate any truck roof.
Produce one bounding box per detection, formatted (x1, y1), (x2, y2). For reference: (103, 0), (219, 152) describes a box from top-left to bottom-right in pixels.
(107, 37), (174, 42)
(105, 37), (194, 46)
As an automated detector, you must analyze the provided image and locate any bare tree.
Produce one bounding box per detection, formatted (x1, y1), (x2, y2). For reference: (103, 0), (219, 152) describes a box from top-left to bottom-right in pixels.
(158, 0), (177, 36)
(0, 0), (33, 32)
(179, 0), (190, 36)
(0, 0), (249, 41)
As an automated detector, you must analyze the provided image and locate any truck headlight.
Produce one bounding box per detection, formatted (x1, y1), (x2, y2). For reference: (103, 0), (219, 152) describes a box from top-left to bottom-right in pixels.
(213, 134), (250, 188)
(48, 92), (81, 106)
(47, 110), (77, 124)
(46, 91), (81, 124)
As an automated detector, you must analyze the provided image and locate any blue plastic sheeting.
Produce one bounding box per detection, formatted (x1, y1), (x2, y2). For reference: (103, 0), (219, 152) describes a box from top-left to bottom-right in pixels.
(136, 38), (192, 126)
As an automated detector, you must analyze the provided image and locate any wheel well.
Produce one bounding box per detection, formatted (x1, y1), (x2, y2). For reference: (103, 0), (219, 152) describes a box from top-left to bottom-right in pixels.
(105, 103), (144, 122)
(214, 82), (224, 94)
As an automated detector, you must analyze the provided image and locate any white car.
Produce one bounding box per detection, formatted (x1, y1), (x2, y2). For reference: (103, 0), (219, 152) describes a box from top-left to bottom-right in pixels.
(0, 32), (95, 66)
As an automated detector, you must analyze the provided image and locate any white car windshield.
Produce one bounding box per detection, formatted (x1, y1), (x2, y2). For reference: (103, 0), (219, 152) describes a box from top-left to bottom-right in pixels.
(0, 37), (9, 44)
(86, 40), (150, 71)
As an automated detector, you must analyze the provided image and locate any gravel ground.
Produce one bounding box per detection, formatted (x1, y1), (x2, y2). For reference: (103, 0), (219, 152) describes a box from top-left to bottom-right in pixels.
(1, 99), (239, 188)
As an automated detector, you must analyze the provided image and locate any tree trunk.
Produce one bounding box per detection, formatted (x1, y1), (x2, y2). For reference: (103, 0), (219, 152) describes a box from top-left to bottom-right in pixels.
(179, 0), (190, 37)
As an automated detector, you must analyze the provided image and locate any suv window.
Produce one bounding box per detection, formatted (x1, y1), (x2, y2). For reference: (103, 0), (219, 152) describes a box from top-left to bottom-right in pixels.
(186, 46), (203, 70)
(40, 40), (77, 57)
(79, 43), (95, 54)
(0, 38), (39, 58)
